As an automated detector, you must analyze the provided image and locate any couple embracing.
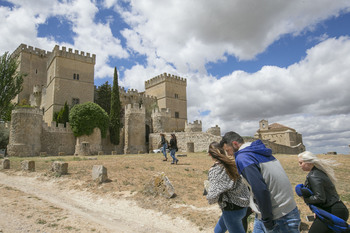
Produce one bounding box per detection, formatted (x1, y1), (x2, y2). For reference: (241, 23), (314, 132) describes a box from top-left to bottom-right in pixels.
(205, 131), (301, 233)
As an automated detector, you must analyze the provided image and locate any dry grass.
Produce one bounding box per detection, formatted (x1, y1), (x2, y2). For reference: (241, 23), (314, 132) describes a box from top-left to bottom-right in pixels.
(4, 152), (350, 232)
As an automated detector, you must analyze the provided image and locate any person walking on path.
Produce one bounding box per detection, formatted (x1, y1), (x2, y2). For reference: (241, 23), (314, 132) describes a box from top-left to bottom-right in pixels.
(220, 131), (300, 233)
(206, 141), (250, 233)
(169, 134), (179, 164)
(297, 151), (349, 233)
(160, 133), (168, 161)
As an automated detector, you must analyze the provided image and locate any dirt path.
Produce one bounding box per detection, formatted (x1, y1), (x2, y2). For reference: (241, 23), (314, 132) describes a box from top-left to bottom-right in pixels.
(0, 172), (211, 233)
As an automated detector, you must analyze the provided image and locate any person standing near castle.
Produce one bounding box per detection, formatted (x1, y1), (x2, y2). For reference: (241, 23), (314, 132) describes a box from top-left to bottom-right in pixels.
(160, 133), (168, 161)
(169, 134), (179, 164)
(220, 131), (300, 233)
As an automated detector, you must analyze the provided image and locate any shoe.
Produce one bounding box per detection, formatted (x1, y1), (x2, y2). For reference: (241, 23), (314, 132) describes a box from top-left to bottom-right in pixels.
(171, 162), (175, 165)
(163, 158), (167, 161)
(176, 159), (179, 164)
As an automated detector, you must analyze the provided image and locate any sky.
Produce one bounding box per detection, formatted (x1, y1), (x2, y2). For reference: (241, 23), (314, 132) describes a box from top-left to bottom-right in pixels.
(1, 0), (350, 154)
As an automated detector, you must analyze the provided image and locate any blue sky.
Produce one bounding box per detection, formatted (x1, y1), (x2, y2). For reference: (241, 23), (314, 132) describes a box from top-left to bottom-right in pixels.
(1, 0), (350, 154)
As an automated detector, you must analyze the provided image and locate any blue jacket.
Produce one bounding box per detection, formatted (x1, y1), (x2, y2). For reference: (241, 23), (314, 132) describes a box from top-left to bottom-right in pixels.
(235, 140), (297, 227)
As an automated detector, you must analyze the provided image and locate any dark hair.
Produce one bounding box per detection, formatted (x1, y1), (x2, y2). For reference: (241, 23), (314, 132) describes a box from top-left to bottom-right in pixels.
(208, 142), (239, 181)
(220, 131), (244, 147)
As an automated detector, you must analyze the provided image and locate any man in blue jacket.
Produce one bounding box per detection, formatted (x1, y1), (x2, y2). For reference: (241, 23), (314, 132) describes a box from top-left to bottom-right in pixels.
(220, 131), (300, 233)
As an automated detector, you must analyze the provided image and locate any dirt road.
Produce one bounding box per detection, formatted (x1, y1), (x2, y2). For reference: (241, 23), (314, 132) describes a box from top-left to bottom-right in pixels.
(0, 172), (211, 233)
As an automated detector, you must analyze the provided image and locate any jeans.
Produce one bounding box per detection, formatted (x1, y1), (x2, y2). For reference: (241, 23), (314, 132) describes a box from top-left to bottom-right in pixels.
(214, 207), (248, 233)
(170, 149), (178, 163)
(253, 207), (300, 233)
(162, 143), (167, 159)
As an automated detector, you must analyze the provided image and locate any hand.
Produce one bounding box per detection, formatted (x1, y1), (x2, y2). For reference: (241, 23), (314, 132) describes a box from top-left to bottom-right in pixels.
(263, 220), (276, 231)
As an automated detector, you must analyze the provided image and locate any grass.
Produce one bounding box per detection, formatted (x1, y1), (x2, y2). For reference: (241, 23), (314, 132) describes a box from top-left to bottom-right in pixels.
(3, 152), (350, 231)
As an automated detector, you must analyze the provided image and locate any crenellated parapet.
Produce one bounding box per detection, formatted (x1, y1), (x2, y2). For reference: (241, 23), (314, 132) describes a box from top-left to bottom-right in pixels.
(206, 125), (221, 136)
(125, 103), (145, 114)
(12, 43), (51, 58)
(145, 72), (187, 89)
(185, 120), (202, 133)
(47, 45), (96, 68)
(151, 107), (171, 117)
(42, 122), (72, 133)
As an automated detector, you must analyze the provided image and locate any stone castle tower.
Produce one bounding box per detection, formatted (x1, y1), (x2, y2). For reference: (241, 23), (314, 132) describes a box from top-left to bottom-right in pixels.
(11, 44), (96, 125)
(145, 73), (187, 132)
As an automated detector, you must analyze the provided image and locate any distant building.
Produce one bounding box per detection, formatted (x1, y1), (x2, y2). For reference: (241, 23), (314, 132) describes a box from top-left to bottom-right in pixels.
(254, 119), (305, 154)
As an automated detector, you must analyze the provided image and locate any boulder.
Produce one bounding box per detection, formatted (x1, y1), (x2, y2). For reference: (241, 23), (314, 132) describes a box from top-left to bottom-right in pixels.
(92, 165), (108, 183)
(144, 172), (175, 198)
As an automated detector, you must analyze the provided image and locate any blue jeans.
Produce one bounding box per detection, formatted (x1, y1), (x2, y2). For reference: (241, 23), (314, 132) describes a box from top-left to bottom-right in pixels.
(170, 149), (178, 163)
(162, 143), (167, 159)
(253, 207), (300, 233)
(214, 207), (248, 233)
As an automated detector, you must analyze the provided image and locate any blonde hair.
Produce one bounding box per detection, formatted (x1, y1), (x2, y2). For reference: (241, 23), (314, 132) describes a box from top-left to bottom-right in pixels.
(298, 151), (338, 184)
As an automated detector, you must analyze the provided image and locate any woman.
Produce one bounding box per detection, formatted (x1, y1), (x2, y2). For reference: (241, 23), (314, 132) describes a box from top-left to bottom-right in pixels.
(206, 142), (250, 233)
(160, 133), (168, 161)
(169, 134), (178, 164)
(298, 151), (349, 233)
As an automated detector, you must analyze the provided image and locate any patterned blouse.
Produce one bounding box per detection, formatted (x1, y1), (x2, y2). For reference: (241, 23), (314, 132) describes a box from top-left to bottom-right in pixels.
(206, 163), (250, 210)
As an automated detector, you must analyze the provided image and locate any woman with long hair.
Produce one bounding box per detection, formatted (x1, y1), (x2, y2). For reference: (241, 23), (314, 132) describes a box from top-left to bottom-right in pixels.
(298, 151), (349, 233)
(206, 142), (250, 233)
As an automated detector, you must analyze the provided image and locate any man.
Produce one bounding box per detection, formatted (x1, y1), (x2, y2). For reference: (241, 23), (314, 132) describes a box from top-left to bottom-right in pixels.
(220, 131), (300, 233)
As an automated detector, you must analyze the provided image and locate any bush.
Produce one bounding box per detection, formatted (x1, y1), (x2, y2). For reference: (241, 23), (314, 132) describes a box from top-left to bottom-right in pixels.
(69, 102), (109, 138)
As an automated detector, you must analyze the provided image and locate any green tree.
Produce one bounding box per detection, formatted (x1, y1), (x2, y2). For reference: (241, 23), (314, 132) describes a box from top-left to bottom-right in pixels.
(95, 81), (112, 114)
(0, 123), (9, 149)
(109, 67), (122, 145)
(53, 102), (70, 127)
(0, 52), (25, 120)
(69, 102), (109, 138)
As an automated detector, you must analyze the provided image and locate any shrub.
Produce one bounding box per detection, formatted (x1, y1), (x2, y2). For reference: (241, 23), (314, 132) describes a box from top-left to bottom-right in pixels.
(69, 102), (109, 138)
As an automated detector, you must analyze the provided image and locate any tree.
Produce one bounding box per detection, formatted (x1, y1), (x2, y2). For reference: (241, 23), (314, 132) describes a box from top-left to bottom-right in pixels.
(95, 81), (112, 114)
(0, 52), (25, 120)
(69, 102), (109, 138)
(55, 101), (70, 127)
(109, 67), (122, 145)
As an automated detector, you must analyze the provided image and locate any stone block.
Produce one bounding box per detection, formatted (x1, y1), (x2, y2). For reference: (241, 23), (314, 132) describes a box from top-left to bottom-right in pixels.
(40, 152), (47, 157)
(21, 160), (35, 171)
(144, 172), (175, 198)
(1, 158), (10, 169)
(92, 165), (108, 183)
(98, 151), (103, 155)
(51, 161), (68, 175)
(177, 154), (187, 157)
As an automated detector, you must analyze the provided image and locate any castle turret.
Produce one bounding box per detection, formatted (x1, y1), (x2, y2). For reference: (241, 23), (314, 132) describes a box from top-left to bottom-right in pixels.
(151, 107), (171, 133)
(7, 108), (43, 157)
(206, 125), (221, 136)
(185, 120), (202, 133)
(124, 103), (146, 154)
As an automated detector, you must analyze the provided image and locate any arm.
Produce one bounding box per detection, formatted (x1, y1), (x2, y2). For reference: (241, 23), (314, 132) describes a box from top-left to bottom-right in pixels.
(304, 174), (327, 205)
(206, 165), (234, 205)
(241, 164), (274, 229)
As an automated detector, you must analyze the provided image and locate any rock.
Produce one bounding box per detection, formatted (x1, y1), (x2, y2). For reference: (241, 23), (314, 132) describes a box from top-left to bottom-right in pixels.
(1, 158), (10, 169)
(51, 161), (68, 175)
(92, 165), (108, 183)
(21, 160), (35, 172)
(144, 172), (175, 198)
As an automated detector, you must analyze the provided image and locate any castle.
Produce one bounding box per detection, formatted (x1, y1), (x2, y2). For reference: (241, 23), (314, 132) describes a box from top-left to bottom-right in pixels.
(6, 44), (305, 156)
(7, 44), (221, 156)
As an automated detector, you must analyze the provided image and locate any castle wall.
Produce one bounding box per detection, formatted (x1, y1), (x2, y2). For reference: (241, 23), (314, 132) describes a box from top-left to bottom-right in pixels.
(101, 128), (125, 154)
(185, 120), (202, 132)
(74, 127), (101, 155)
(41, 122), (75, 156)
(124, 104), (146, 154)
(151, 108), (172, 133)
(262, 139), (305, 155)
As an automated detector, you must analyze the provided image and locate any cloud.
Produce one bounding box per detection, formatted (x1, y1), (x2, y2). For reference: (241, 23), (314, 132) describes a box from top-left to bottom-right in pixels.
(117, 0), (350, 73)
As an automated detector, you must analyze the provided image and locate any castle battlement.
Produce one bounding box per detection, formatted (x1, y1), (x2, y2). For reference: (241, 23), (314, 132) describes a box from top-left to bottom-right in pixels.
(42, 121), (72, 133)
(145, 72), (187, 89)
(185, 120), (202, 133)
(12, 43), (51, 58)
(12, 107), (43, 115)
(125, 103), (145, 114)
(33, 85), (43, 94)
(152, 107), (171, 114)
(47, 45), (96, 68)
